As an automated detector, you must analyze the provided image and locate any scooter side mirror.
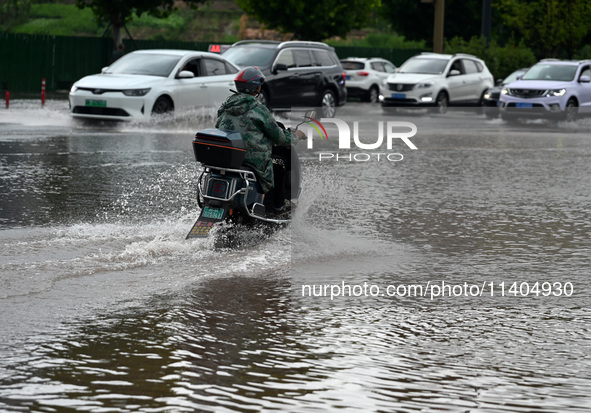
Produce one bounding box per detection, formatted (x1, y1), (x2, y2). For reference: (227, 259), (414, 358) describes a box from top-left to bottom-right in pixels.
(304, 110), (316, 119)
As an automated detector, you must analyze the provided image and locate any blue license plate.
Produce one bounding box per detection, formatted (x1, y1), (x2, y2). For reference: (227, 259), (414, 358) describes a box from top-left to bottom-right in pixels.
(391, 93), (406, 99)
(515, 102), (533, 108)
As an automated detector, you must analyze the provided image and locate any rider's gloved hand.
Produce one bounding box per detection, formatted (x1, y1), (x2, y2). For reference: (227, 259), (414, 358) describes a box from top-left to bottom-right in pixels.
(295, 130), (306, 140)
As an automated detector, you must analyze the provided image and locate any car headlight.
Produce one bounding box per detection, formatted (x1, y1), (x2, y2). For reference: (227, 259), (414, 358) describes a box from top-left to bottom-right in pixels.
(545, 88), (566, 97)
(484, 92), (491, 99)
(70, 84), (78, 93)
(122, 88), (151, 96)
(501, 88), (509, 95)
(417, 82), (433, 89)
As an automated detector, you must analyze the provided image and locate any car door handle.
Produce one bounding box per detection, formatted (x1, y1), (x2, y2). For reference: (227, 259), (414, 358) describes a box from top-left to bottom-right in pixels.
(200, 84), (207, 88)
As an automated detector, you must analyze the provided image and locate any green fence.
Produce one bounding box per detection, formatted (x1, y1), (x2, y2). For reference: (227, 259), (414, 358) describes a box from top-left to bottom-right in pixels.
(0, 34), (213, 94)
(0, 33), (424, 94)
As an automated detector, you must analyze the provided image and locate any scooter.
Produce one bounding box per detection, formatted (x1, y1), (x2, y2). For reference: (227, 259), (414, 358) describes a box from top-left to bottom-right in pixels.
(186, 113), (311, 243)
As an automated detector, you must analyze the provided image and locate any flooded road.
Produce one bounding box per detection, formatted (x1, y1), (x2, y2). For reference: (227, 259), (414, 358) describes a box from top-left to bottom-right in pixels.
(1, 100), (590, 412)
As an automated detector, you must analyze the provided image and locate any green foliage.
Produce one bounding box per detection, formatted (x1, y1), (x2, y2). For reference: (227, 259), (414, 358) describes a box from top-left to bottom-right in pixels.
(575, 45), (591, 60)
(129, 12), (185, 30)
(75, 0), (207, 45)
(445, 36), (537, 80)
(11, 3), (98, 35)
(379, 0), (486, 46)
(327, 32), (425, 50)
(235, 0), (380, 41)
(496, 0), (591, 59)
(0, 0), (31, 30)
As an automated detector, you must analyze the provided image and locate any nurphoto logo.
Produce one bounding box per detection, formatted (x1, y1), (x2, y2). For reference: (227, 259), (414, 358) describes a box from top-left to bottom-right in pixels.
(302, 117), (418, 162)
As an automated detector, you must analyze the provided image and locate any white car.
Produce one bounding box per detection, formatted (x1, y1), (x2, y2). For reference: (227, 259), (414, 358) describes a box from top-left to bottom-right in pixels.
(69, 49), (240, 121)
(340, 57), (396, 103)
(381, 52), (494, 113)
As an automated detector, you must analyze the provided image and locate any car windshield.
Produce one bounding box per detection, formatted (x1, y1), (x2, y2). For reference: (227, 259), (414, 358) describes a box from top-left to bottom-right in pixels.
(522, 64), (577, 81)
(222, 46), (276, 67)
(105, 53), (181, 77)
(398, 58), (448, 74)
(503, 69), (526, 84)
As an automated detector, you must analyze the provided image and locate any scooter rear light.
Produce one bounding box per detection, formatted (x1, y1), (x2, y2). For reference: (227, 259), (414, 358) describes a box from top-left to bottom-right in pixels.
(210, 179), (228, 197)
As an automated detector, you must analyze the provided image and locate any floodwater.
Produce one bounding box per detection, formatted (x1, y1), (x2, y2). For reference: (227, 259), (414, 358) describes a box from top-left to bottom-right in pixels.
(0, 100), (590, 412)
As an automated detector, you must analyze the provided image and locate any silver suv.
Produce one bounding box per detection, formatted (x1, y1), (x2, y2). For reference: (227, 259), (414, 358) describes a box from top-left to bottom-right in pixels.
(499, 59), (591, 122)
(381, 53), (494, 113)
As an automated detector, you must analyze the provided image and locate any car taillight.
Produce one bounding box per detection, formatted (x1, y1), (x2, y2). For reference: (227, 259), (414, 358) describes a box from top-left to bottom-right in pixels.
(357, 71), (369, 76)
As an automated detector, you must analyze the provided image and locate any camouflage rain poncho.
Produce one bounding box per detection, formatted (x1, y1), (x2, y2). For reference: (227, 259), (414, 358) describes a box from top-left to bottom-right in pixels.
(215, 93), (296, 193)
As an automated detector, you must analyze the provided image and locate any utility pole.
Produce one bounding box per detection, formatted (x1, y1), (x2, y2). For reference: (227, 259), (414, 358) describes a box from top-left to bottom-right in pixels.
(422, 0), (445, 53)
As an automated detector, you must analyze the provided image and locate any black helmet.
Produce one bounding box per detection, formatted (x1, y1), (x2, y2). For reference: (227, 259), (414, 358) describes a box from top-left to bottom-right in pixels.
(234, 66), (265, 94)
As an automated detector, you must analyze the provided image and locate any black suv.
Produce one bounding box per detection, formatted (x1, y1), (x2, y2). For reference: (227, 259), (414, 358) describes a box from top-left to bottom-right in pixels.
(222, 40), (347, 117)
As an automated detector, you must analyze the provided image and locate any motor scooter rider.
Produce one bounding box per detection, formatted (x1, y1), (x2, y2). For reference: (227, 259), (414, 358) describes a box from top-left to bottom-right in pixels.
(215, 66), (305, 214)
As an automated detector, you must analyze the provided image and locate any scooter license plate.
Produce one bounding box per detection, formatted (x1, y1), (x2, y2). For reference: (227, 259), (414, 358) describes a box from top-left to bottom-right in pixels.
(202, 206), (224, 219)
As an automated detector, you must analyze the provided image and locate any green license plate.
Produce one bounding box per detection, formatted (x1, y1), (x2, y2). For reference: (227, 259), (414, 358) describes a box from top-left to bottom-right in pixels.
(202, 206), (224, 219)
(85, 99), (107, 107)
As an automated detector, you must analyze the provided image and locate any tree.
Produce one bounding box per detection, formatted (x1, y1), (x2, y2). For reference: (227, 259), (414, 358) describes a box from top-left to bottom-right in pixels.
(0, 0), (31, 30)
(75, 0), (206, 47)
(380, 0), (486, 48)
(496, 0), (591, 59)
(234, 0), (380, 41)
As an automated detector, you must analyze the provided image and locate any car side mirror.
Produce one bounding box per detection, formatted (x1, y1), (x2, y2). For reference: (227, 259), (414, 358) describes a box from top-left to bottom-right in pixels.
(101, 67), (109, 73)
(516, 74), (523, 80)
(448, 69), (461, 77)
(273, 63), (288, 74)
(496, 78), (503, 85)
(579, 75), (591, 83)
(178, 70), (195, 79)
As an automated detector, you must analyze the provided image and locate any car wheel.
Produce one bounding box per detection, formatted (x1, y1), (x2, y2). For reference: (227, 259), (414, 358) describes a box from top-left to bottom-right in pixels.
(478, 91), (488, 115)
(320, 90), (337, 118)
(565, 98), (578, 122)
(367, 86), (379, 103)
(435, 92), (448, 114)
(151, 96), (173, 115)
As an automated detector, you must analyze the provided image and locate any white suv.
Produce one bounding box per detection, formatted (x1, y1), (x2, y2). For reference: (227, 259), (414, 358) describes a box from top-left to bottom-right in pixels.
(340, 57), (397, 103)
(381, 53), (494, 113)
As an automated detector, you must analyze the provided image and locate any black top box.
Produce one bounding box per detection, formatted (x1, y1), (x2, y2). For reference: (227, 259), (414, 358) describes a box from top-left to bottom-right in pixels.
(192, 129), (246, 169)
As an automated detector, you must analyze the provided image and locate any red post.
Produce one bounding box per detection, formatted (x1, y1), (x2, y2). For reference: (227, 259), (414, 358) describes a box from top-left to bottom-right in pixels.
(41, 78), (46, 107)
(5, 91), (9, 109)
